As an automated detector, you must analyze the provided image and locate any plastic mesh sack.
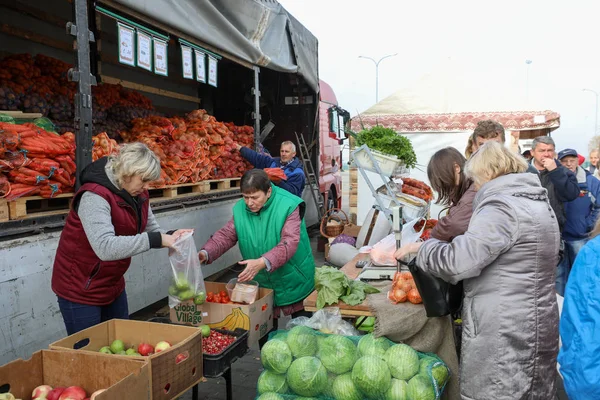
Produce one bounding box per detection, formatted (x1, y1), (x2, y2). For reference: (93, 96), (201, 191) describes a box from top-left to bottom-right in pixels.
(167, 231), (207, 307)
(255, 328), (450, 400)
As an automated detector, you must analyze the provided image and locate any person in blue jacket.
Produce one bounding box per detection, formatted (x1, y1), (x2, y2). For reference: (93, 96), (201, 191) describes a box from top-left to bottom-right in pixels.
(559, 219), (600, 400)
(235, 141), (306, 197)
(555, 148), (600, 295)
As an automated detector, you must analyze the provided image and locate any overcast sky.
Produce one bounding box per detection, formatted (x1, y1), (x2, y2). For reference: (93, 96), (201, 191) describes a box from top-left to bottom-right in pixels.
(279, 0), (600, 155)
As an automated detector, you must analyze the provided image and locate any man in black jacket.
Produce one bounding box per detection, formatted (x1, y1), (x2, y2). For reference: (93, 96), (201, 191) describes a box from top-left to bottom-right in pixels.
(527, 136), (579, 230)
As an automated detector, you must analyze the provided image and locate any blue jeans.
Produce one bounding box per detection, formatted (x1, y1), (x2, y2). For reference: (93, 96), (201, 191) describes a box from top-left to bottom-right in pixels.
(556, 239), (588, 296)
(57, 290), (129, 336)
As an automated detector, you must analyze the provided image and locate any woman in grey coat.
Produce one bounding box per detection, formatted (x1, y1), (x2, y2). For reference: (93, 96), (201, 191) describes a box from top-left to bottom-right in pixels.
(396, 141), (559, 400)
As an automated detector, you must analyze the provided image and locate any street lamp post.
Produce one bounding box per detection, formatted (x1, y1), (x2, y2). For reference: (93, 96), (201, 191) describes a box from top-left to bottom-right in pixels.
(359, 53), (398, 103)
(583, 88), (599, 135)
(525, 60), (532, 106)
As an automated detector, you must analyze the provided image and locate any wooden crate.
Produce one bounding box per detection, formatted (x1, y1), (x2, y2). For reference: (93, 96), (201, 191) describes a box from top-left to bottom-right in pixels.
(0, 200), (8, 222)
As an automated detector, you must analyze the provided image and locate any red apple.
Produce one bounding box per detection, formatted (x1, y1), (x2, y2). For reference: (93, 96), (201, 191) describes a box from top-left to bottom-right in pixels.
(137, 342), (154, 356)
(47, 387), (66, 400)
(32, 385), (53, 399)
(89, 389), (106, 400)
(154, 341), (171, 352)
(58, 386), (86, 400)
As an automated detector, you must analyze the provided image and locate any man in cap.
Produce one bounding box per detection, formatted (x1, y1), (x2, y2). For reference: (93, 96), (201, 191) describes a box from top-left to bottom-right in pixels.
(556, 148), (600, 295)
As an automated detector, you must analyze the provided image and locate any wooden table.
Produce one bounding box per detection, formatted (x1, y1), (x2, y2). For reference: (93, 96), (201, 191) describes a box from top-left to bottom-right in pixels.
(303, 253), (375, 317)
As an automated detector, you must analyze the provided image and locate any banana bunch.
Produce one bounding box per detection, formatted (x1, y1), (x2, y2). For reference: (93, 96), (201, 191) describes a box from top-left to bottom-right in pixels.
(208, 307), (250, 331)
(0, 393), (22, 400)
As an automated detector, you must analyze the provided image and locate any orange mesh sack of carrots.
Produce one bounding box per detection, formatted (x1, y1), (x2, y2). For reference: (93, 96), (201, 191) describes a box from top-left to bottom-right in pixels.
(264, 167), (287, 184)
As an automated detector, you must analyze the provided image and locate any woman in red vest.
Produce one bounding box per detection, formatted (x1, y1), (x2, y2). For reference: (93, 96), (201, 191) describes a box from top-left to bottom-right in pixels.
(52, 143), (187, 335)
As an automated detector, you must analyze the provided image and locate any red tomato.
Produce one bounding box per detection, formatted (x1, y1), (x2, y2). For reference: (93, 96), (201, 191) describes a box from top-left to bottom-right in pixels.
(214, 294), (221, 303)
(219, 290), (227, 298)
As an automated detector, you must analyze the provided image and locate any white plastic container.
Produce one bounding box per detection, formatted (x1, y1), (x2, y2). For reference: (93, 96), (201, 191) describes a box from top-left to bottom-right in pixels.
(352, 145), (405, 177)
(226, 278), (259, 304)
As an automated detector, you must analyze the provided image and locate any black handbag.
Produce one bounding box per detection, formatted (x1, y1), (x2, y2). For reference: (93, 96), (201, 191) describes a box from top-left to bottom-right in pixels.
(402, 258), (463, 318)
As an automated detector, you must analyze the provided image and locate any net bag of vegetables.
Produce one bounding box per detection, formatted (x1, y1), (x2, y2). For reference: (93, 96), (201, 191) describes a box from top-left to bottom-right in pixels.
(255, 328), (450, 400)
(167, 231), (207, 307)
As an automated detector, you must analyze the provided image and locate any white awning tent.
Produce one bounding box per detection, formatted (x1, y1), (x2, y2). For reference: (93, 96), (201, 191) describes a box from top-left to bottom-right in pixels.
(350, 58), (561, 224)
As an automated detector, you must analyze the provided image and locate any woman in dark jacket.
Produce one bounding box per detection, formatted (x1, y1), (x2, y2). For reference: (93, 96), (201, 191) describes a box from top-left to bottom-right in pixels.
(52, 143), (187, 334)
(427, 147), (477, 242)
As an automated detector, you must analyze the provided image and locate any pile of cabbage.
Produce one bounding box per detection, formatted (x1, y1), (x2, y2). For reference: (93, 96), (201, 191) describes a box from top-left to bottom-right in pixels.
(255, 327), (450, 400)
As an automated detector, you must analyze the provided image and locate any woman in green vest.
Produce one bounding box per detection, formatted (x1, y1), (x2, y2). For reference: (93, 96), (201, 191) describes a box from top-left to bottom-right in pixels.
(199, 169), (315, 336)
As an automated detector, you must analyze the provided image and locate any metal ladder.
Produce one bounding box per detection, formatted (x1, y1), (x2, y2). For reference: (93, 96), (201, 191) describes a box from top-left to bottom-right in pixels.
(294, 131), (324, 220)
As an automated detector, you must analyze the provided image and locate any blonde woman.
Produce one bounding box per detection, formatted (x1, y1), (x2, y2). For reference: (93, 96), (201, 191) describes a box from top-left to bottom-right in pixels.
(395, 141), (559, 399)
(52, 143), (189, 335)
(464, 134), (477, 159)
(588, 148), (600, 178)
(559, 216), (600, 400)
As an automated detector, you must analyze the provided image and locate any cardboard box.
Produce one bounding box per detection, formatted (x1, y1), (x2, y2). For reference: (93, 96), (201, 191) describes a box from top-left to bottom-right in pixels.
(0, 349), (150, 400)
(49, 319), (202, 400)
(171, 281), (273, 346)
(342, 223), (362, 238)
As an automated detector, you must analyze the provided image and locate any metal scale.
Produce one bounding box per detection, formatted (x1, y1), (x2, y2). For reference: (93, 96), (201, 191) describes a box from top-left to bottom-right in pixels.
(357, 206), (406, 282)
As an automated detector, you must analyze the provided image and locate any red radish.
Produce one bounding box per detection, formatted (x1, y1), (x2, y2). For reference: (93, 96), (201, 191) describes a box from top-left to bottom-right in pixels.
(154, 341), (171, 352)
(58, 386), (86, 400)
(137, 342), (154, 356)
(47, 387), (66, 400)
(89, 389), (106, 399)
(32, 385), (53, 399)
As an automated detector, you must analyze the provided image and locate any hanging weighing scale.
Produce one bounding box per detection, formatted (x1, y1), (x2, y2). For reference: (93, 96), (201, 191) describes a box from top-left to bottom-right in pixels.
(357, 206), (405, 282)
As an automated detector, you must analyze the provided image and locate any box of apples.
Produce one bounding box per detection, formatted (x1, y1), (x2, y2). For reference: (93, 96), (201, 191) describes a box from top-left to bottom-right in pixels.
(0, 349), (150, 400)
(48, 319), (203, 400)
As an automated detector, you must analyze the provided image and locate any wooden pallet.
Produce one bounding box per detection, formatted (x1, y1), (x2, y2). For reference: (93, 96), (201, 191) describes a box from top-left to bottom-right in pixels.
(8, 193), (74, 220)
(0, 110), (43, 119)
(148, 178), (241, 199)
(0, 200), (8, 222)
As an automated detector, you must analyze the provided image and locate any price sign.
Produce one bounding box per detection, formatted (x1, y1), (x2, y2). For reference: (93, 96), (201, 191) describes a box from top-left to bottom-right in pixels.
(208, 56), (218, 87)
(195, 50), (206, 83)
(154, 39), (168, 76)
(181, 45), (193, 79)
(137, 31), (152, 71)
(118, 23), (135, 66)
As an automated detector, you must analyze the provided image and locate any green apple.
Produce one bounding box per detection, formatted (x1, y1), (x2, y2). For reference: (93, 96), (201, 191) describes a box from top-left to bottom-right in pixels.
(99, 346), (113, 354)
(128, 352), (141, 357)
(179, 289), (195, 301)
(125, 348), (137, 355)
(118, 350), (127, 355)
(168, 285), (178, 296)
(193, 291), (206, 305)
(200, 325), (211, 338)
(110, 339), (125, 354)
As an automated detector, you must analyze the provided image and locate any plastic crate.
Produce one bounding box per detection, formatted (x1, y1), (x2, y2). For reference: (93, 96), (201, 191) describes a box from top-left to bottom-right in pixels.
(203, 328), (249, 378)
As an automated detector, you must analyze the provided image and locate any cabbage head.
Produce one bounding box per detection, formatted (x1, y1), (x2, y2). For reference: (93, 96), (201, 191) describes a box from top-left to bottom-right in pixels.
(419, 356), (449, 388)
(317, 335), (358, 374)
(286, 326), (318, 358)
(351, 355), (392, 398)
(384, 344), (419, 380)
(261, 339), (292, 374)
(357, 333), (391, 359)
(407, 374), (436, 400)
(286, 356), (328, 397)
(385, 378), (409, 400)
(257, 370), (288, 394)
(331, 373), (362, 400)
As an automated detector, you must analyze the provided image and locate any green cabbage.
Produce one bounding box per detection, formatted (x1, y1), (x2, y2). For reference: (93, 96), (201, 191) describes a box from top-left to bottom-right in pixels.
(261, 339), (292, 374)
(351, 355), (392, 398)
(316, 335), (358, 374)
(257, 370), (288, 394)
(407, 374), (436, 400)
(384, 344), (420, 380)
(286, 356), (328, 397)
(357, 333), (391, 359)
(286, 326), (318, 358)
(385, 378), (409, 400)
(256, 393), (285, 400)
(419, 356), (449, 388)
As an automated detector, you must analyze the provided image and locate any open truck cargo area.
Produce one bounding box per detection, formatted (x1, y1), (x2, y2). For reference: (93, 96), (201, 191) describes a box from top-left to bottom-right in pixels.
(0, 0), (348, 365)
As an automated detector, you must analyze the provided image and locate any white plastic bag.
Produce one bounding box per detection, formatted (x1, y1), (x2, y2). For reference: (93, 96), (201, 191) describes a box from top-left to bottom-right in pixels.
(370, 218), (424, 266)
(286, 307), (359, 336)
(168, 231), (206, 308)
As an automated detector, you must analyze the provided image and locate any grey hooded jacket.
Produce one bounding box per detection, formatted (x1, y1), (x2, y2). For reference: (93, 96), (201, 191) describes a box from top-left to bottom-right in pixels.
(416, 172), (559, 400)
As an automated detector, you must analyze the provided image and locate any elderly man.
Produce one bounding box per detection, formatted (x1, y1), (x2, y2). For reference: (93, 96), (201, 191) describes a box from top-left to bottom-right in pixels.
(235, 141), (306, 197)
(556, 148), (600, 295)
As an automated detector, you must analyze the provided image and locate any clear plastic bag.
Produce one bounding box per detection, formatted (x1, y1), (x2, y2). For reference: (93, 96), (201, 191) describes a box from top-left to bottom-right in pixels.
(370, 218), (424, 266)
(167, 231), (206, 308)
(286, 307), (360, 336)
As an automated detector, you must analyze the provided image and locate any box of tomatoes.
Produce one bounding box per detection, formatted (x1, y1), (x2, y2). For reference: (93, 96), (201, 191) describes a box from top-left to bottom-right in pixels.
(170, 281), (273, 347)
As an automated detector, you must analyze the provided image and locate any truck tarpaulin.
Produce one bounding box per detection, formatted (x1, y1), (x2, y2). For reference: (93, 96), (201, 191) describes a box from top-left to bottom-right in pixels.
(108, 0), (320, 92)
